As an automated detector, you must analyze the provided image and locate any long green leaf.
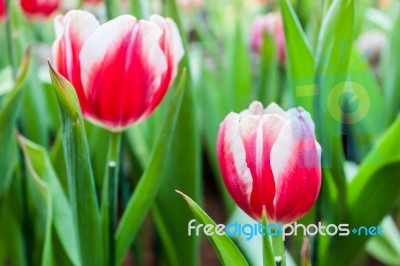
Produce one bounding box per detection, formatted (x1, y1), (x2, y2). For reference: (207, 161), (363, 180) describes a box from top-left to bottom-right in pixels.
(0, 201), (26, 265)
(382, 4), (400, 126)
(48, 62), (103, 266)
(0, 48), (30, 197)
(19, 136), (54, 266)
(314, 0), (354, 222)
(18, 135), (80, 266)
(366, 216), (400, 265)
(281, 0), (315, 115)
(176, 191), (249, 266)
(116, 70), (186, 265)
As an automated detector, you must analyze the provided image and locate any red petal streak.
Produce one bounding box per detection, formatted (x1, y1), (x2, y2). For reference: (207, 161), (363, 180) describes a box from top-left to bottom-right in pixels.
(239, 114), (286, 220)
(80, 17), (166, 130)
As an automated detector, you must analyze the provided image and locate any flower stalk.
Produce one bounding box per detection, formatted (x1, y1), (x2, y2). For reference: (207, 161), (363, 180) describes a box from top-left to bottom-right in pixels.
(103, 132), (122, 266)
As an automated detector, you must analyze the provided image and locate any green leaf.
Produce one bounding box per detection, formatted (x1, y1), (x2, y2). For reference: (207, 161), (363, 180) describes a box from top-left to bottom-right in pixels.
(320, 116), (400, 265)
(116, 70), (187, 265)
(48, 62), (103, 266)
(346, 50), (384, 161)
(147, 2), (202, 264)
(152, 76), (201, 266)
(382, 5), (400, 125)
(176, 191), (249, 266)
(0, 48), (30, 197)
(0, 201), (26, 265)
(314, 0), (355, 221)
(18, 135), (80, 266)
(19, 136), (54, 266)
(281, 0), (315, 115)
(226, 23), (252, 112)
(366, 216), (400, 266)
(0, 66), (14, 97)
(258, 34), (279, 105)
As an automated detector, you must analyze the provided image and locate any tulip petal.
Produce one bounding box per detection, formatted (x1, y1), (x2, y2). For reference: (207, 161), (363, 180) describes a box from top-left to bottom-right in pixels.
(80, 15), (168, 130)
(147, 15), (184, 117)
(52, 10), (99, 114)
(217, 113), (253, 216)
(239, 114), (286, 220)
(270, 109), (321, 223)
(263, 102), (289, 118)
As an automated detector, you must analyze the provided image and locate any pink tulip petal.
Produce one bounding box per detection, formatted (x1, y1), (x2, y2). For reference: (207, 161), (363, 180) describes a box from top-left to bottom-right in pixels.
(239, 114), (286, 220)
(79, 15), (167, 130)
(217, 113), (254, 217)
(271, 109), (321, 223)
(52, 10), (99, 114)
(146, 15), (184, 117)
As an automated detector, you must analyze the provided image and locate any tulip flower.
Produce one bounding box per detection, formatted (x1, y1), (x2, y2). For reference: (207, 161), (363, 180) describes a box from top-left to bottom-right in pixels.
(251, 12), (286, 64)
(217, 101), (321, 224)
(0, 0), (5, 20)
(52, 10), (184, 131)
(20, 0), (59, 18)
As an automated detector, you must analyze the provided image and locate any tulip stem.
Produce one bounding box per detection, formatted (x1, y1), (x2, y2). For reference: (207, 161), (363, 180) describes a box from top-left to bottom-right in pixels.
(103, 132), (122, 266)
(105, 0), (120, 20)
(271, 234), (286, 266)
(262, 210), (276, 266)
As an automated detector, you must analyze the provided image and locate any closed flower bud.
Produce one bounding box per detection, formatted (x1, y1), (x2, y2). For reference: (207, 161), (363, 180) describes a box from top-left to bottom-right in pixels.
(217, 101), (321, 224)
(251, 12), (286, 65)
(52, 10), (184, 131)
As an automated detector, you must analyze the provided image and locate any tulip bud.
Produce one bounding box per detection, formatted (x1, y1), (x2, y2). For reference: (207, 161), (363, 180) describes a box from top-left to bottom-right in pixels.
(217, 101), (321, 224)
(20, 0), (59, 19)
(251, 13), (286, 65)
(52, 10), (184, 131)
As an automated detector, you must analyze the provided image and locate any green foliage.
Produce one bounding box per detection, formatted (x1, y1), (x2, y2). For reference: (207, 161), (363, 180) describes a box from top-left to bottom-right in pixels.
(116, 71), (186, 265)
(48, 63), (103, 266)
(177, 191), (249, 266)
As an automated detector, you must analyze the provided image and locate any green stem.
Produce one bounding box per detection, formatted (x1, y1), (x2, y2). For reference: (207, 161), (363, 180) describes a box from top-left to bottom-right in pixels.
(262, 210), (275, 266)
(105, 0), (120, 20)
(271, 234), (286, 266)
(130, 0), (151, 19)
(104, 132), (122, 266)
(5, 0), (17, 78)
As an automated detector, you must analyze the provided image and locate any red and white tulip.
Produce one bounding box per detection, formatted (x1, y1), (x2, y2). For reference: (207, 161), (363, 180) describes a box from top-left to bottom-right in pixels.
(0, 0), (5, 20)
(52, 10), (184, 131)
(20, 0), (59, 19)
(217, 101), (321, 224)
(251, 12), (286, 65)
